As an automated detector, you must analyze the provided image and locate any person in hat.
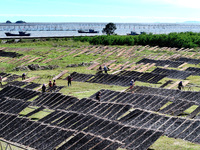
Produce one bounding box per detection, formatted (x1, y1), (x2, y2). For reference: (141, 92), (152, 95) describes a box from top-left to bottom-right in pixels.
(104, 65), (108, 74)
(42, 84), (46, 93)
(130, 79), (135, 89)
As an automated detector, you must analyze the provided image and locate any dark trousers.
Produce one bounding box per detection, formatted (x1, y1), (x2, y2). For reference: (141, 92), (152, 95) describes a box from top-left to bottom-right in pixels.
(68, 81), (71, 86)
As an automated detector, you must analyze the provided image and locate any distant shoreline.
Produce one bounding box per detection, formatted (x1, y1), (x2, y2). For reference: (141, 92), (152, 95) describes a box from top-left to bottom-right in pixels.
(1, 22), (200, 25)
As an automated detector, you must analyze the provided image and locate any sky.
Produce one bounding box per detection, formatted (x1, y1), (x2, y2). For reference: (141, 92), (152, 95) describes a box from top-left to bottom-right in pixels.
(1, 0), (200, 23)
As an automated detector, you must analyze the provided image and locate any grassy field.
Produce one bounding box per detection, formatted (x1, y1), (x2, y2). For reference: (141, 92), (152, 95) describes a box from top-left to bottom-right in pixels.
(0, 39), (200, 150)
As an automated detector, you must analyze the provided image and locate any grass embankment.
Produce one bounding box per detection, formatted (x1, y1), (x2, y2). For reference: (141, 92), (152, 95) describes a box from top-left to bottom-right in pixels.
(0, 39), (200, 150)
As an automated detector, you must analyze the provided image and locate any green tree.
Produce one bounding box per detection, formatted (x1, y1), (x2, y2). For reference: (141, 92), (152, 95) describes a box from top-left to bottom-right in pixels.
(102, 22), (117, 35)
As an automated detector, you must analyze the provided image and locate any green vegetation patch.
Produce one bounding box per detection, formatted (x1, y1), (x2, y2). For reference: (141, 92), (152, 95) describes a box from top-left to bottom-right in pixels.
(184, 105), (199, 114)
(159, 101), (173, 110)
(28, 109), (53, 121)
(149, 136), (200, 150)
(74, 32), (200, 48)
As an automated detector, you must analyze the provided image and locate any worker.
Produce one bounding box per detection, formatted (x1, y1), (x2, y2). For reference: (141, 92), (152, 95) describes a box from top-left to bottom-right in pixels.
(67, 74), (72, 86)
(178, 81), (184, 90)
(104, 65), (108, 74)
(96, 91), (101, 102)
(53, 80), (56, 87)
(98, 65), (103, 73)
(42, 84), (46, 93)
(49, 80), (52, 87)
(130, 79), (135, 89)
(22, 73), (26, 80)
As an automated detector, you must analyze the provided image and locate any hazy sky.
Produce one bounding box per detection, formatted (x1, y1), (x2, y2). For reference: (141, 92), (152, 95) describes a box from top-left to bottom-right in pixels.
(1, 0), (200, 23)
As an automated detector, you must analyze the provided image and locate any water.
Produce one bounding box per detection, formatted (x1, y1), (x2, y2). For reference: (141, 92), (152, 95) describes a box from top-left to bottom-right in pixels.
(0, 22), (200, 38)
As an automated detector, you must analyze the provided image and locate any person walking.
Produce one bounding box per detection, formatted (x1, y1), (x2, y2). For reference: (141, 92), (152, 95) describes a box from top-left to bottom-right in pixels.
(178, 81), (183, 90)
(67, 74), (72, 86)
(104, 65), (108, 74)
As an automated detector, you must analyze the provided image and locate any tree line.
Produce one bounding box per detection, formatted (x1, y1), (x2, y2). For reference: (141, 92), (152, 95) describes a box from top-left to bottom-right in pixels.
(74, 32), (200, 48)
